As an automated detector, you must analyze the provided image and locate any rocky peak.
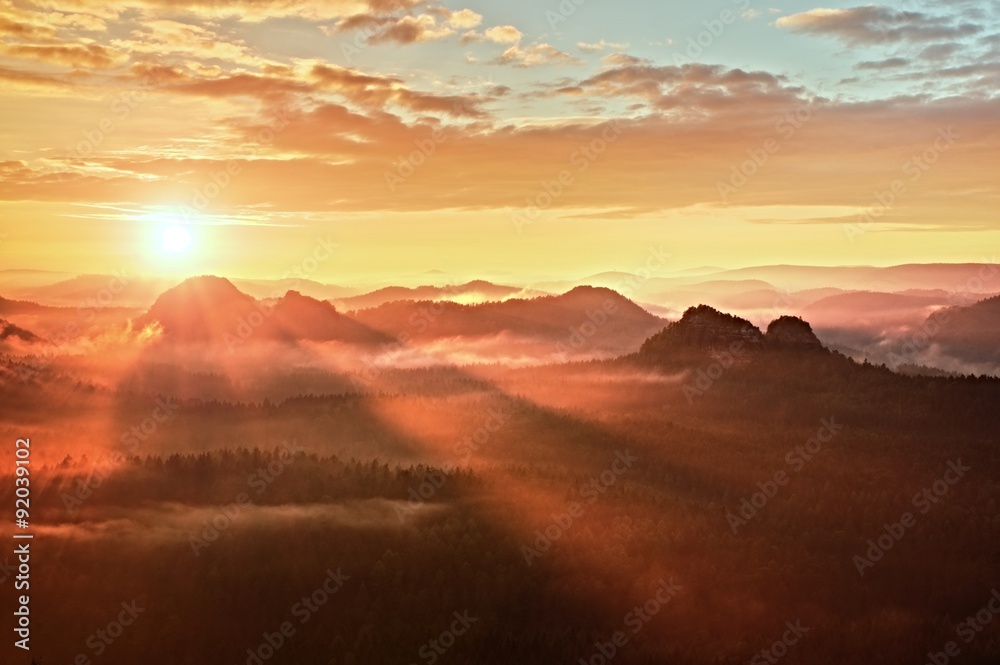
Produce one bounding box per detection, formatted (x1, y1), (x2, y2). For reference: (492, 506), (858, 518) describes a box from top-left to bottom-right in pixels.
(764, 316), (824, 351)
(640, 305), (763, 356)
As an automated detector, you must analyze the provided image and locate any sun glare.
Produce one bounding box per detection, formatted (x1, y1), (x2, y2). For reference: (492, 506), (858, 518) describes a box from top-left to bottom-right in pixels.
(161, 225), (192, 254)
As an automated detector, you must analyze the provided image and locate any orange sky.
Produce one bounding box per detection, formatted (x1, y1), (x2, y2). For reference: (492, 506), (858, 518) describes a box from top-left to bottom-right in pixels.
(0, 0), (998, 281)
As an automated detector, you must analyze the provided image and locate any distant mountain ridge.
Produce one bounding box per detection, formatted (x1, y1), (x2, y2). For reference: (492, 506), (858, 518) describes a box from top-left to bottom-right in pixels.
(8, 272), (994, 376)
(133, 276), (387, 346)
(334, 280), (541, 311)
(7, 274), (175, 308)
(132, 278), (666, 355)
(349, 285), (667, 353)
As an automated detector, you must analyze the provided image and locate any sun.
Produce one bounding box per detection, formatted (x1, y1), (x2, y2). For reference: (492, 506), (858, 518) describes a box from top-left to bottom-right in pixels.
(161, 225), (192, 254)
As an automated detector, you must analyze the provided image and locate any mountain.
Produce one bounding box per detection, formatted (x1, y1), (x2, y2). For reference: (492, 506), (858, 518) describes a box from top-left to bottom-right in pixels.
(134, 277), (387, 346)
(4, 273), (357, 309)
(257, 290), (389, 345)
(0, 295), (50, 316)
(647, 280), (783, 313)
(707, 263), (1000, 293)
(800, 291), (947, 329)
(639, 305), (763, 354)
(134, 276), (261, 342)
(0, 268), (74, 292)
(667, 265), (728, 276)
(9, 274), (177, 308)
(232, 278), (359, 302)
(0, 293), (141, 342)
(678, 279), (777, 295)
(335, 280), (535, 311)
(932, 294), (1000, 365)
(638, 305), (826, 359)
(764, 316), (824, 351)
(350, 285), (666, 353)
(132, 279), (665, 356)
(0, 318), (42, 344)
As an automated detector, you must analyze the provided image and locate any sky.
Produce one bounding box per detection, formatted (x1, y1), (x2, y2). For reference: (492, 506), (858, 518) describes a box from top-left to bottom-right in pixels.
(0, 0), (998, 283)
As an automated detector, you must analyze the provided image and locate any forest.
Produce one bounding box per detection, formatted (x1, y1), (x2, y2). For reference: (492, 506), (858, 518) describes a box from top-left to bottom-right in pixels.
(1, 343), (998, 665)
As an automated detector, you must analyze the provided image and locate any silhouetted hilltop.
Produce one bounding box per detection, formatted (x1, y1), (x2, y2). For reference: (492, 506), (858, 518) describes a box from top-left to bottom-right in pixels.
(134, 275), (260, 341)
(0, 295), (49, 316)
(932, 294), (1000, 365)
(0, 318), (41, 343)
(259, 290), (389, 345)
(133, 278), (662, 353)
(639, 305), (764, 355)
(764, 316), (824, 351)
(638, 305), (829, 361)
(135, 278), (388, 346)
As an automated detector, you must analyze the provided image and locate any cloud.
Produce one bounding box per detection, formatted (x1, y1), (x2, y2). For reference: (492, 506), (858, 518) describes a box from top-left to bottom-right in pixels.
(165, 70), (313, 100)
(38, 500), (419, 543)
(0, 64), (77, 91)
(30, 0), (405, 23)
(856, 57), (910, 71)
(557, 62), (806, 116)
(0, 5), (107, 40)
(366, 14), (455, 44)
(577, 39), (628, 53)
(442, 8), (482, 29)
(6, 79), (996, 239)
(46, 10), (109, 32)
(0, 14), (57, 40)
(308, 63), (488, 117)
(601, 53), (651, 67)
(462, 25), (523, 45)
(775, 6), (983, 45)
(0, 41), (127, 69)
(918, 43), (964, 61)
(122, 57), (490, 120)
(463, 23), (578, 68)
(495, 43), (583, 68)
(1, 0), (997, 241)
(111, 19), (263, 66)
(333, 5), (482, 45)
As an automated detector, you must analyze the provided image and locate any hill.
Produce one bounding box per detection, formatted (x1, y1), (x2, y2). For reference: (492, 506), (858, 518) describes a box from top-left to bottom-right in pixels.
(350, 285), (666, 354)
(133, 275), (262, 342)
(134, 277), (388, 346)
(8, 274), (176, 308)
(932, 294), (1000, 365)
(0, 318), (42, 343)
(639, 305), (825, 359)
(258, 290), (389, 345)
(334, 280), (534, 310)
